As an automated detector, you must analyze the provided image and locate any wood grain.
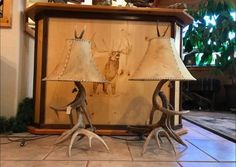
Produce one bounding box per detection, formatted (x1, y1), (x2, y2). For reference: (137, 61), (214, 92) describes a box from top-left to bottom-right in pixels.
(44, 18), (172, 125)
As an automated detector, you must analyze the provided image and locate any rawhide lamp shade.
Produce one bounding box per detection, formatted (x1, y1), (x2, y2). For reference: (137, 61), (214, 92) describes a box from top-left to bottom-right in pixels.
(44, 38), (106, 83)
(130, 37), (195, 81)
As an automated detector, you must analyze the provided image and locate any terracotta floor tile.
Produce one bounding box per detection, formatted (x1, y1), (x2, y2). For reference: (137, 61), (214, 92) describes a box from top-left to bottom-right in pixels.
(0, 137), (10, 144)
(88, 161), (181, 167)
(29, 135), (62, 146)
(0, 161), (87, 167)
(45, 136), (132, 161)
(127, 140), (176, 161)
(0, 141), (53, 160)
(127, 138), (215, 162)
(0, 121), (234, 166)
(0, 134), (62, 146)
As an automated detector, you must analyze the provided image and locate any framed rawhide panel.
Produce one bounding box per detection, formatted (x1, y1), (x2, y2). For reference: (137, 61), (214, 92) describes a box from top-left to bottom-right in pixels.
(25, 3), (193, 133)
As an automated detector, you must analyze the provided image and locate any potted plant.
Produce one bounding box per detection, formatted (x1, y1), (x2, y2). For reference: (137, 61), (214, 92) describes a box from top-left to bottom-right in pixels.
(183, 0), (236, 110)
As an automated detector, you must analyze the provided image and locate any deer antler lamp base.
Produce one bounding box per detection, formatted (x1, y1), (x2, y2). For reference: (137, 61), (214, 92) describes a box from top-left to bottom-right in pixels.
(142, 80), (189, 154)
(51, 82), (109, 157)
(129, 35), (195, 155)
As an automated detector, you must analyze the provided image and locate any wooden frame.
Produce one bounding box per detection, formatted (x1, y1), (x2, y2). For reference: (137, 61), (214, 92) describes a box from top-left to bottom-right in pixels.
(24, 0), (48, 37)
(0, 0), (12, 28)
(25, 3), (193, 134)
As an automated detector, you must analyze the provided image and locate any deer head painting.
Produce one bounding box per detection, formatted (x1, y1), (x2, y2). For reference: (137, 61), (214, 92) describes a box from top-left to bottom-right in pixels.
(91, 30), (132, 95)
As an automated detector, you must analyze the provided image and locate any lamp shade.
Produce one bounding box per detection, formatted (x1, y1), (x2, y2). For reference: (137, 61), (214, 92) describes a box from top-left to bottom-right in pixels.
(130, 37), (195, 81)
(43, 38), (107, 83)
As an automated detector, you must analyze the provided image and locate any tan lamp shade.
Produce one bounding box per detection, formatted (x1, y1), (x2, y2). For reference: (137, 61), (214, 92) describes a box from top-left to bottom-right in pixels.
(44, 39), (107, 83)
(130, 37), (196, 81)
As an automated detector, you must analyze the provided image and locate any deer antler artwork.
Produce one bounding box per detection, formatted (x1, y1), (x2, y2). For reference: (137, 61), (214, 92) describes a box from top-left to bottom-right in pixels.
(92, 34), (132, 95)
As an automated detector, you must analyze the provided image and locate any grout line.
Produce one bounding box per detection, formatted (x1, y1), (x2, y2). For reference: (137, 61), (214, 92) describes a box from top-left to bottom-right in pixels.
(1, 160), (134, 162)
(2, 159), (228, 162)
(185, 128), (216, 140)
(183, 160), (236, 163)
(177, 161), (183, 167)
(42, 145), (56, 160)
(126, 140), (134, 161)
(0, 160), (89, 162)
(185, 140), (220, 162)
(4, 159), (234, 163)
(177, 160), (228, 162)
(86, 160), (89, 167)
(131, 160), (181, 162)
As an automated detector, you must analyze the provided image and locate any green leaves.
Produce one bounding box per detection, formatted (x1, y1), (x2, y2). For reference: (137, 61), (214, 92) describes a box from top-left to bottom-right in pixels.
(0, 98), (34, 133)
(184, 0), (236, 69)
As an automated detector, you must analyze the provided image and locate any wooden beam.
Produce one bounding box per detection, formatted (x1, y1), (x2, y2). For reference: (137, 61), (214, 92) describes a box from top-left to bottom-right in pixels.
(28, 126), (188, 136)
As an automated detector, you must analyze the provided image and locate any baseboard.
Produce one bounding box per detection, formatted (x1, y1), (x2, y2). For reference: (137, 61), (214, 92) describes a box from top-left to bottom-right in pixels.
(28, 125), (188, 136)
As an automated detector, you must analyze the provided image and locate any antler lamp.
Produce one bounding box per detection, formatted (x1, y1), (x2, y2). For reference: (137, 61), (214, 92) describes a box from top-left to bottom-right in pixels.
(44, 30), (109, 156)
(129, 37), (195, 154)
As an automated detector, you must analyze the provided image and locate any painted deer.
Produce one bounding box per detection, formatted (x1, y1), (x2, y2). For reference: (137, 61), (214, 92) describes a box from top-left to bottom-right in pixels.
(92, 37), (132, 95)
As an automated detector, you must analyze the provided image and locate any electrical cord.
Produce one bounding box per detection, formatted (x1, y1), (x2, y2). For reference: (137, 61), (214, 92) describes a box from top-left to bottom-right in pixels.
(109, 135), (145, 141)
(0, 141), (12, 145)
(0, 133), (52, 147)
(0, 132), (144, 146)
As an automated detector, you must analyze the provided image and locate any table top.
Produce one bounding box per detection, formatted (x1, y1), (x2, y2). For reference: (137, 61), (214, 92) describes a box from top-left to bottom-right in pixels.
(25, 3), (193, 26)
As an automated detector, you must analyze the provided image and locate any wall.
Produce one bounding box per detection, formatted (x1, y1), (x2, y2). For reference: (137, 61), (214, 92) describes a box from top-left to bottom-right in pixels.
(0, 0), (34, 118)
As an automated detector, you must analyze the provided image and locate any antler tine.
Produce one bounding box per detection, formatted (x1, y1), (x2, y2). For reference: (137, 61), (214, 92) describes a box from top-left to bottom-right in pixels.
(92, 37), (110, 54)
(90, 33), (99, 56)
(159, 106), (189, 116)
(142, 129), (155, 155)
(50, 105), (68, 119)
(74, 26), (86, 39)
(98, 38), (110, 53)
(111, 40), (115, 51)
(90, 33), (100, 53)
(162, 25), (170, 37)
(142, 127), (177, 155)
(120, 38), (132, 55)
(74, 30), (78, 39)
(117, 39), (123, 52)
(156, 20), (161, 37)
(50, 105), (67, 111)
(68, 129), (109, 157)
(156, 22), (170, 37)
(125, 38), (132, 54)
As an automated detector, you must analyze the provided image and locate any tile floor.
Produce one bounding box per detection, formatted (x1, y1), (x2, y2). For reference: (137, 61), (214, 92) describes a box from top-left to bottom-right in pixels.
(1, 120), (235, 167)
